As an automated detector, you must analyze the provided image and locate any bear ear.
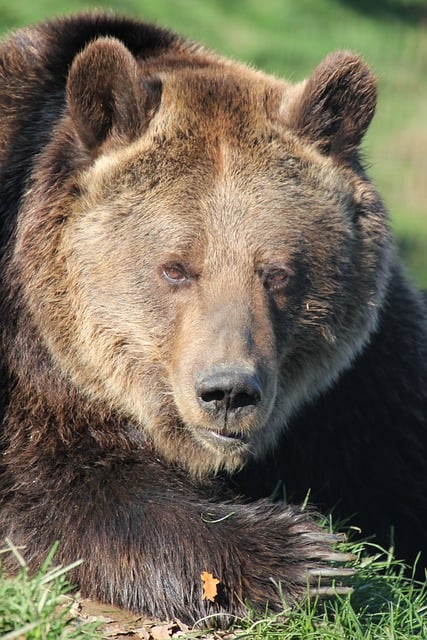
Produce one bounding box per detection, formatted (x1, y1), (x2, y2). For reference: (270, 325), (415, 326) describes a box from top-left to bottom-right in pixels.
(287, 51), (377, 160)
(66, 37), (160, 151)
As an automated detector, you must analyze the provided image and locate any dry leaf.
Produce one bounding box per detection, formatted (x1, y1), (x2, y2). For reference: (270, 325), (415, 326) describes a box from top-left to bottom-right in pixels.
(201, 570), (220, 602)
(150, 623), (174, 639)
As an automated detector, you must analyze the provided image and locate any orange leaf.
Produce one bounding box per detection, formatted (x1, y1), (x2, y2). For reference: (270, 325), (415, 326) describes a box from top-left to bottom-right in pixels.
(201, 570), (220, 602)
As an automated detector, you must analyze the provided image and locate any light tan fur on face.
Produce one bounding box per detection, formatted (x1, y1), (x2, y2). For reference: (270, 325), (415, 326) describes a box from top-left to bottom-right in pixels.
(14, 51), (391, 477)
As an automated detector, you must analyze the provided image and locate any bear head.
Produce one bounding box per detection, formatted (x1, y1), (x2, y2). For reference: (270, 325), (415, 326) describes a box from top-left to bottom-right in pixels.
(13, 38), (392, 476)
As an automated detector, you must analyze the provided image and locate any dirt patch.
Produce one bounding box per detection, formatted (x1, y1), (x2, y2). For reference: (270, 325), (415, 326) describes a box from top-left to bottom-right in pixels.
(68, 597), (237, 640)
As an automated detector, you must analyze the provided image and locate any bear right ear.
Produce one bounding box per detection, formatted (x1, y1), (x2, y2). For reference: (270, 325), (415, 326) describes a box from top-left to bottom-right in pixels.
(286, 51), (377, 160)
(66, 37), (160, 152)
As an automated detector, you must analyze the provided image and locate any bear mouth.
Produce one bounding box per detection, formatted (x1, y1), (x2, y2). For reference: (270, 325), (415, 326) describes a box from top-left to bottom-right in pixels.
(199, 428), (250, 446)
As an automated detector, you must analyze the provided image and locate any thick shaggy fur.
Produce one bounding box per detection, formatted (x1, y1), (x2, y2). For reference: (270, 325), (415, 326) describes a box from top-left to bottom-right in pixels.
(0, 13), (426, 625)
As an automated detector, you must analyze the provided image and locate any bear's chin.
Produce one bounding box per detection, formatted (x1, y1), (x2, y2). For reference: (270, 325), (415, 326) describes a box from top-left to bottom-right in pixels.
(184, 426), (254, 474)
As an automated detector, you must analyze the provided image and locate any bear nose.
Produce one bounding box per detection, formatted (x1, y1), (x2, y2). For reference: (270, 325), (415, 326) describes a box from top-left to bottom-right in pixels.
(195, 368), (262, 417)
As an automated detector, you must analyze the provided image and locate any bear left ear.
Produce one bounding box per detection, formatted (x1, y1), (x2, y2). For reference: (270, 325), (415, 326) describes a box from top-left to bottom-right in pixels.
(287, 51), (377, 160)
(67, 37), (159, 152)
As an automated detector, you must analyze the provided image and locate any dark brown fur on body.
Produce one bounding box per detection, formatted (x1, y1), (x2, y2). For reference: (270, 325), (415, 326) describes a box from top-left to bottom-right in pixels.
(0, 13), (426, 626)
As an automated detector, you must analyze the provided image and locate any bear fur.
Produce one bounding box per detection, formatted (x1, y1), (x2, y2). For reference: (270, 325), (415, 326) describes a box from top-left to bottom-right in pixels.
(0, 12), (426, 625)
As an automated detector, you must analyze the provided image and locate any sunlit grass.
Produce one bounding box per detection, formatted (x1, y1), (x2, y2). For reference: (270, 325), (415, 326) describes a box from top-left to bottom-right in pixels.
(0, 539), (100, 639)
(231, 540), (427, 639)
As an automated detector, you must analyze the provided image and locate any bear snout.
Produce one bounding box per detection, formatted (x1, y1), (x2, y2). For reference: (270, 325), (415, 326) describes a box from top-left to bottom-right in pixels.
(195, 365), (262, 420)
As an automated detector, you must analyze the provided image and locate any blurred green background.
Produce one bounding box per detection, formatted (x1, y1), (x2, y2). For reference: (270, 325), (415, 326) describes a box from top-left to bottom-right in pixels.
(1, 0), (426, 285)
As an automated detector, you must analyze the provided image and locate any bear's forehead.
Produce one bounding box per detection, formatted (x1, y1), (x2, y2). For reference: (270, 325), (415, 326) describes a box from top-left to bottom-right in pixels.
(76, 62), (353, 237)
(77, 132), (351, 261)
(82, 124), (347, 217)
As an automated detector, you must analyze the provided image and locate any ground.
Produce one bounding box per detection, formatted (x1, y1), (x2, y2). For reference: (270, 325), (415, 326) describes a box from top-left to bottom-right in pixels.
(70, 598), (235, 640)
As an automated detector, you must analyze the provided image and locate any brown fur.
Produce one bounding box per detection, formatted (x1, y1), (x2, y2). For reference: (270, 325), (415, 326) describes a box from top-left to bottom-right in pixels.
(0, 13), (426, 626)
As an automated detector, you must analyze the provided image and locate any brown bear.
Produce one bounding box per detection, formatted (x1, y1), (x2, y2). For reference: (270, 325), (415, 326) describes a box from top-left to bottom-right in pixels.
(0, 12), (426, 626)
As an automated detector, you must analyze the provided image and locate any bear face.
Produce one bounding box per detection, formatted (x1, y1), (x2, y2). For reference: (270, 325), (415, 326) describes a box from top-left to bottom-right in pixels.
(13, 39), (390, 476)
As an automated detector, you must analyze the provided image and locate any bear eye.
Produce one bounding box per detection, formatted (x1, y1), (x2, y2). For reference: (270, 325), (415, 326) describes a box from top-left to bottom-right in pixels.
(162, 262), (190, 284)
(262, 268), (289, 292)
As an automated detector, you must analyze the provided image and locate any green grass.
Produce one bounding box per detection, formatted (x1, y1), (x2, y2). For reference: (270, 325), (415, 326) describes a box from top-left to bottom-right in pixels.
(229, 542), (427, 639)
(0, 539), (100, 639)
